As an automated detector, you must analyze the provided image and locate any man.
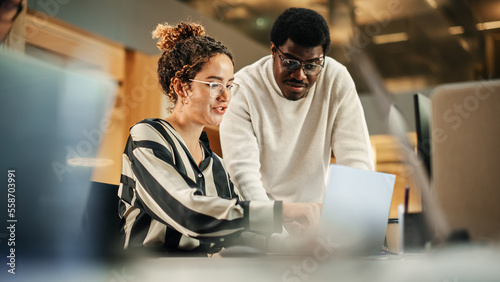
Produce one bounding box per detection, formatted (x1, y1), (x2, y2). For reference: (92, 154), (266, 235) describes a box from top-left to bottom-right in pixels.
(0, 0), (22, 43)
(220, 7), (374, 203)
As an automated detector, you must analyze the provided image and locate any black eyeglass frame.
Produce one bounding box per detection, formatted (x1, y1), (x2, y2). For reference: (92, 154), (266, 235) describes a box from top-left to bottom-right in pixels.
(273, 44), (325, 76)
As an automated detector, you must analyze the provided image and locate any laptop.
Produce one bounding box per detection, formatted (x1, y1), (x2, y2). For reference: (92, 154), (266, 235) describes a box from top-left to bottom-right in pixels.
(319, 164), (396, 255)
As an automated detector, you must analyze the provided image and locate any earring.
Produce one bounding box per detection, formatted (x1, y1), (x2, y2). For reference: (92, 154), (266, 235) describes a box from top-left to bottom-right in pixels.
(182, 98), (188, 105)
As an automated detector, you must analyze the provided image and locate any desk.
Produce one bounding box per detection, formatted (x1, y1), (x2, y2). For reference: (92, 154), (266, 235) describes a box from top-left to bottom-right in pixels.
(4, 245), (500, 281)
(124, 244), (499, 282)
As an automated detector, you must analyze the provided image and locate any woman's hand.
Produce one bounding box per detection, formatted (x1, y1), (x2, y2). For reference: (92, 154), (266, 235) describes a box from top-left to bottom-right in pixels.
(282, 202), (322, 234)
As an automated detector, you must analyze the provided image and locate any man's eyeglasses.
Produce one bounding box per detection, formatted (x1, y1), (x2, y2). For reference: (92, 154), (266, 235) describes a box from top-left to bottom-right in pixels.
(0, 0), (23, 23)
(189, 79), (240, 99)
(274, 45), (324, 76)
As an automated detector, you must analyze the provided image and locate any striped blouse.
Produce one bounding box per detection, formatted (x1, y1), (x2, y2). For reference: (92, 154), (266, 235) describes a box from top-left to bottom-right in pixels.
(118, 118), (282, 254)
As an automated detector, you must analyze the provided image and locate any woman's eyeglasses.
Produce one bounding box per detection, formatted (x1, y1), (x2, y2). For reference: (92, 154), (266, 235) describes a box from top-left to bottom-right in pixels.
(274, 45), (324, 76)
(189, 79), (240, 99)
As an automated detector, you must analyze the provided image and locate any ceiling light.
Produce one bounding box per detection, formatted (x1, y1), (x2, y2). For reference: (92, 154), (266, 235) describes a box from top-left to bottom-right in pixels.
(425, 0), (438, 9)
(255, 17), (266, 29)
(458, 38), (470, 52)
(373, 32), (409, 44)
(477, 20), (500, 31)
(448, 26), (464, 35)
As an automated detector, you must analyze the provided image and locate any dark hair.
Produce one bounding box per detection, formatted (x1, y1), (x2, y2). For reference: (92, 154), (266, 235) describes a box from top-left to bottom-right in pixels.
(270, 8), (331, 54)
(152, 22), (233, 107)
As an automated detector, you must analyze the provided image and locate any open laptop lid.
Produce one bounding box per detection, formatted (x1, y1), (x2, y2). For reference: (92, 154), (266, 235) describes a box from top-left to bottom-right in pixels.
(320, 164), (396, 255)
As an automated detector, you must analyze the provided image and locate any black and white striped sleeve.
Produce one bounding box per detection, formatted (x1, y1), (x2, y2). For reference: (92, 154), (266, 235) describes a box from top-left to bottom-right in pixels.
(120, 120), (282, 239)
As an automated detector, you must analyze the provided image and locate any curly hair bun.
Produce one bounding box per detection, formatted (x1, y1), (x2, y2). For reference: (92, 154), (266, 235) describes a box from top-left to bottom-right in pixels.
(152, 22), (206, 52)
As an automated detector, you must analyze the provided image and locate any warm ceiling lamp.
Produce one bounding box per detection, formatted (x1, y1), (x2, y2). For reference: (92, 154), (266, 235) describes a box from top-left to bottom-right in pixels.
(373, 32), (409, 44)
(425, 0), (438, 9)
(477, 20), (500, 31)
(448, 26), (464, 35)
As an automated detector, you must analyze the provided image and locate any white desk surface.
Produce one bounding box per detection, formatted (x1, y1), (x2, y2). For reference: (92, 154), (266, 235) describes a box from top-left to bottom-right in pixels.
(133, 246), (500, 282)
(4, 244), (500, 282)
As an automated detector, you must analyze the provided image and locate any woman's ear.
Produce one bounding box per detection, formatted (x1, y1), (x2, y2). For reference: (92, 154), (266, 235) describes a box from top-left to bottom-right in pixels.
(172, 77), (186, 97)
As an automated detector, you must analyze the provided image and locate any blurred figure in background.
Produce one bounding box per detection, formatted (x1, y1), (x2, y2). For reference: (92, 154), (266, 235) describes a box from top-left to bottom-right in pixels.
(0, 0), (22, 44)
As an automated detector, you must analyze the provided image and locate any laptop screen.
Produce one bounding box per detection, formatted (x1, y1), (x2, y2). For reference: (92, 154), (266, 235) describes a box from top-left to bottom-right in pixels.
(320, 164), (396, 255)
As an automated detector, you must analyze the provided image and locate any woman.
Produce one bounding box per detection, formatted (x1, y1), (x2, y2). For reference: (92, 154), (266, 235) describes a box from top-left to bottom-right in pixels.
(0, 0), (23, 44)
(118, 21), (319, 255)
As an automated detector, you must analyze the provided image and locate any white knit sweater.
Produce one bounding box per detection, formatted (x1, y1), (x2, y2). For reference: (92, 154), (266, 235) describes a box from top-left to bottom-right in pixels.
(220, 55), (374, 203)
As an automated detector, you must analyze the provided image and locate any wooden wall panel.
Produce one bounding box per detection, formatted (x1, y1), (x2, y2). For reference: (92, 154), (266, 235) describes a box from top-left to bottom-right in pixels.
(371, 133), (422, 218)
(123, 51), (163, 129)
(25, 11), (125, 82)
(92, 51), (162, 185)
(23, 10), (163, 185)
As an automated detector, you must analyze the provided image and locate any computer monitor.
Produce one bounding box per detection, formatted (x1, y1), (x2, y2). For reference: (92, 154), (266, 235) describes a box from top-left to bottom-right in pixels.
(0, 50), (116, 265)
(413, 93), (432, 178)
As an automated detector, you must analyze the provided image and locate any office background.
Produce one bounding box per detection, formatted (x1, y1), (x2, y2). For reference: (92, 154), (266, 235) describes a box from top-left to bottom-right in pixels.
(1, 3), (500, 282)
(5, 0), (496, 218)
(3, 0), (498, 240)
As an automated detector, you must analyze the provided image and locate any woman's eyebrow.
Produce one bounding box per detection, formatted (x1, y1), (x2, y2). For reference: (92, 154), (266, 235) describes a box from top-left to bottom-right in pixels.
(205, 76), (235, 82)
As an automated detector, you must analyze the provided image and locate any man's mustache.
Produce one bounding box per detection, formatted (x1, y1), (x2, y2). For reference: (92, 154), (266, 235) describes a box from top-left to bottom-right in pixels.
(284, 79), (308, 87)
